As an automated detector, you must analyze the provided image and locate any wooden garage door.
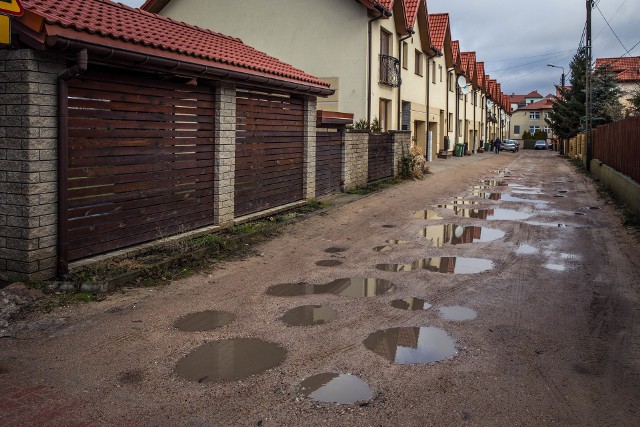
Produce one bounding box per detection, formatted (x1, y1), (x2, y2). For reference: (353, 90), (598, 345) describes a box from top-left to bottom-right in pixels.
(315, 129), (343, 196)
(235, 90), (305, 216)
(65, 71), (216, 261)
(368, 133), (394, 182)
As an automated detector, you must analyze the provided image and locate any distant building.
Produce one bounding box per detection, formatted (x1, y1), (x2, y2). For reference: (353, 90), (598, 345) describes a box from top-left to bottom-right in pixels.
(594, 56), (640, 109)
(510, 97), (554, 141)
(510, 90), (544, 112)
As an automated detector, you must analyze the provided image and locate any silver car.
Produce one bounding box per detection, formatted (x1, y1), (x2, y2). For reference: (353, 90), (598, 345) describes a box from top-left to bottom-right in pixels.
(534, 140), (547, 150)
(501, 139), (519, 152)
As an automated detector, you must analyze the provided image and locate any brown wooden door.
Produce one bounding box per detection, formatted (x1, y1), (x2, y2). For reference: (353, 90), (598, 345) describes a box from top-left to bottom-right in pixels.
(315, 129), (343, 196)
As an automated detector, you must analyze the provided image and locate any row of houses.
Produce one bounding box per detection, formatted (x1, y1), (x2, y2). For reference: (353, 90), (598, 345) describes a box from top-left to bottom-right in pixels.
(1, 0), (514, 282)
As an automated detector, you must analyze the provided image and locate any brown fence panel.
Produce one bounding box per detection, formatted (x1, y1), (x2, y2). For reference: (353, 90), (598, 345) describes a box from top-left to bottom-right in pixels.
(368, 133), (394, 182)
(66, 71), (215, 261)
(593, 116), (640, 183)
(315, 129), (343, 196)
(235, 90), (305, 216)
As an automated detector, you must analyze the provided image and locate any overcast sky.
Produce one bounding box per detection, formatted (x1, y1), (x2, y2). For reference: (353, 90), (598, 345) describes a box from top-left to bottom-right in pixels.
(121, 0), (638, 97)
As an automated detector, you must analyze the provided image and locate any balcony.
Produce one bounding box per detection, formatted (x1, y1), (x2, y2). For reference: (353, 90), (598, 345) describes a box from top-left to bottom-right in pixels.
(379, 54), (401, 87)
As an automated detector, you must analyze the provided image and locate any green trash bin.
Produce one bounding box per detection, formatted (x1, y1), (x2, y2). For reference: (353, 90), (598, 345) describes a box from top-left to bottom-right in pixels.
(454, 143), (464, 157)
(484, 142), (491, 152)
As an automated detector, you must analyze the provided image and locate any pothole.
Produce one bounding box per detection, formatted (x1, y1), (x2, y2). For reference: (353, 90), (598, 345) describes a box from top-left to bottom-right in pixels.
(325, 247), (348, 253)
(376, 257), (494, 274)
(363, 327), (457, 364)
(315, 260), (343, 267)
(174, 310), (236, 332)
(266, 278), (395, 298)
(390, 297), (432, 311)
(439, 306), (477, 321)
(420, 224), (505, 246)
(298, 373), (372, 404)
(280, 305), (337, 326)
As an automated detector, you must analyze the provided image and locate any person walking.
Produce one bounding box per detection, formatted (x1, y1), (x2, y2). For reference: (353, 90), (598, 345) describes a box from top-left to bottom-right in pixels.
(494, 137), (501, 154)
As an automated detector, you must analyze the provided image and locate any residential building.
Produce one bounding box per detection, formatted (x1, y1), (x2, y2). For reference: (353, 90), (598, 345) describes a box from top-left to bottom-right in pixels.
(510, 90), (544, 111)
(510, 98), (555, 141)
(594, 56), (640, 109)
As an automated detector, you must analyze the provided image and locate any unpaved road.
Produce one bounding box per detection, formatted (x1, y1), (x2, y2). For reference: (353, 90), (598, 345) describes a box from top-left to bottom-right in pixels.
(2, 151), (639, 426)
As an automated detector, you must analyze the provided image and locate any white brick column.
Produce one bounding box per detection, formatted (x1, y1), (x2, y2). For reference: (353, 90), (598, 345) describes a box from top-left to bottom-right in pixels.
(343, 131), (369, 191)
(390, 130), (412, 176)
(303, 97), (317, 199)
(213, 82), (236, 226)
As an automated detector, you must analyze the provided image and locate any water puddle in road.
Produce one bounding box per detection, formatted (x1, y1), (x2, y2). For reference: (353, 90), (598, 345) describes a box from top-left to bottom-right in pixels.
(316, 260), (343, 267)
(386, 240), (410, 244)
(452, 208), (533, 221)
(325, 247), (348, 253)
(473, 193), (550, 205)
(479, 180), (508, 186)
(553, 195), (567, 198)
(439, 306), (477, 321)
(298, 373), (372, 404)
(544, 263), (567, 271)
(376, 257), (494, 274)
(174, 310), (236, 332)
(574, 212), (586, 216)
(472, 192), (503, 200)
(382, 225), (397, 228)
(516, 244), (539, 254)
(363, 327), (457, 364)
(266, 278), (395, 298)
(413, 210), (443, 220)
(390, 297), (432, 311)
(373, 245), (393, 252)
(280, 305), (337, 326)
(420, 224), (505, 246)
(175, 338), (286, 383)
(525, 221), (572, 228)
(438, 200), (481, 207)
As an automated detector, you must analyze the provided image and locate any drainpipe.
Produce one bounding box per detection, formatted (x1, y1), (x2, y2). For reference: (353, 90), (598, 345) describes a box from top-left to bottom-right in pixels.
(446, 67), (454, 150)
(473, 89), (476, 153)
(397, 31), (414, 131)
(367, 6), (389, 124)
(425, 48), (440, 159)
(57, 49), (88, 277)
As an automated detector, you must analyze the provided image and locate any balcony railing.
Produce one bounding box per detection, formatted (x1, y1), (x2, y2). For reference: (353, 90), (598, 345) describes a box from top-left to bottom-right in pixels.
(379, 54), (401, 87)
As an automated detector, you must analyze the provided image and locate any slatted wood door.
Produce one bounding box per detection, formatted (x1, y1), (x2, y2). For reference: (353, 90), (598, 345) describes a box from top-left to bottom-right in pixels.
(235, 90), (305, 216)
(368, 133), (394, 182)
(65, 71), (216, 261)
(315, 129), (343, 196)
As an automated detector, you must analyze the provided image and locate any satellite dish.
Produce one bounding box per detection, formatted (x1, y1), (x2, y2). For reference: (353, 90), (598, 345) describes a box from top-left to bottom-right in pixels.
(457, 75), (470, 95)
(487, 99), (493, 108)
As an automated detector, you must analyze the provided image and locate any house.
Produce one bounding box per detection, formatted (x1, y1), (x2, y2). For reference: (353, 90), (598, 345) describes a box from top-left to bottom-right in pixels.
(594, 56), (640, 109)
(510, 90), (544, 111)
(510, 98), (555, 141)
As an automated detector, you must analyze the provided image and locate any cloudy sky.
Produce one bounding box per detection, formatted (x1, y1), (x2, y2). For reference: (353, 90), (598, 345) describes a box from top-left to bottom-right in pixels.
(121, 0), (638, 97)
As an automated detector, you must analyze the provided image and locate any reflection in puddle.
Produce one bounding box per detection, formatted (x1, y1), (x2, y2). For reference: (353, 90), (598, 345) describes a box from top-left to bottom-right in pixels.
(376, 257), (494, 274)
(298, 373), (372, 404)
(174, 311), (236, 332)
(382, 224), (396, 228)
(390, 297), (432, 311)
(386, 240), (410, 245)
(280, 305), (337, 326)
(439, 306), (477, 321)
(516, 244), (539, 255)
(474, 192), (550, 205)
(438, 200), (480, 207)
(420, 224), (505, 246)
(413, 210), (443, 220)
(452, 208), (533, 221)
(175, 338), (286, 383)
(544, 263), (567, 271)
(266, 278), (395, 298)
(526, 221), (571, 228)
(316, 259), (343, 267)
(325, 247), (348, 253)
(479, 180), (508, 186)
(373, 245), (393, 252)
(363, 327), (457, 364)
(472, 192), (503, 200)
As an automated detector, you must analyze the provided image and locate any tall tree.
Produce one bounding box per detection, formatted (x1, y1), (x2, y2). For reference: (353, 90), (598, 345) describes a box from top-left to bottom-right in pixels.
(628, 84), (640, 116)
(592, 63), (623, 124)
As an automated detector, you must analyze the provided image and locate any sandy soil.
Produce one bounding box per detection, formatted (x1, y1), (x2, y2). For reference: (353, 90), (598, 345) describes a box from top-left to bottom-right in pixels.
(2, 151), (639, 426)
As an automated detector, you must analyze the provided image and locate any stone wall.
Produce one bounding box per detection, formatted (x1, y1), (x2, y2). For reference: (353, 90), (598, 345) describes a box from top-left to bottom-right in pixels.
(303, 97), (317, 199)
(343, 131), (369, 191)
(0, 49), (65, 282)
(214, 82), (236, 226)
(390, 131), (412, 176)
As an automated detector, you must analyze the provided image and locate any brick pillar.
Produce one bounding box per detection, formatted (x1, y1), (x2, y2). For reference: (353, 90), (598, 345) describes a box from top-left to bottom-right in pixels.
(303, 97), (317, 199)
(342, 131), (369, 191)
(390, 130), (412, 176)
(213, 82), (236, 226)
(0, 49), (65, 282)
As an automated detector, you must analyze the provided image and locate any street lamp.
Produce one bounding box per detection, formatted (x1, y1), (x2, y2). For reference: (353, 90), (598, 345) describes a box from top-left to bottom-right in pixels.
(547, 64), (565, 89)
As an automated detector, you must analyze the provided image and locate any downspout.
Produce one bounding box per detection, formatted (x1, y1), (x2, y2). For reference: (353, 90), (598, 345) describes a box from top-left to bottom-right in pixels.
(425, 48), (439, 159)
(57, 49), (88, 277)
(473, 89), (476, 153)
(367, 6), (387, 124)
(396, 31), (413, 130)
(446, 67), (454, 150)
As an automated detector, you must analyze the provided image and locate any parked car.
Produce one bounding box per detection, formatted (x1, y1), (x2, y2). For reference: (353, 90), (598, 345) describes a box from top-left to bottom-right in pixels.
(534, 140), (547, 150)
(501, 139), (519, 152)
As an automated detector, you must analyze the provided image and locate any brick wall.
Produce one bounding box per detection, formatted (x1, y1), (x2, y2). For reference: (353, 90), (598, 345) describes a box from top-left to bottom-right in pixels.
(343, 131), (369, 191)
(0, 49), (65, 282)
(391, 131), (412, 176)
(303, 96), (317, 199)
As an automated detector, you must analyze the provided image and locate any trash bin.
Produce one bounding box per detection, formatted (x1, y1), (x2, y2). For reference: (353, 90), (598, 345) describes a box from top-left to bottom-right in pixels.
(484, 142), (491, 152)
(454, 143), (464, 157)
(463, 143), (469, 155)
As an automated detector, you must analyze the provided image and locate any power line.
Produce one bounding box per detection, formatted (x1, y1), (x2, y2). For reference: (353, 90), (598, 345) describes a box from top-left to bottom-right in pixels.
(499, 65), (549, 84)
(595, 4), (632, 56)
(487, 52), (573, 73)
(594, 1), (625, 41)
(482, 49), (576, 63)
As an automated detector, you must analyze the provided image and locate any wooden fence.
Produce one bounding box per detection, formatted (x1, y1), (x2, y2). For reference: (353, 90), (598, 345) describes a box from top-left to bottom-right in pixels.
(367, 133), (394, 182)
(315, 129), (344, 196)
(592, 116), (640, 183)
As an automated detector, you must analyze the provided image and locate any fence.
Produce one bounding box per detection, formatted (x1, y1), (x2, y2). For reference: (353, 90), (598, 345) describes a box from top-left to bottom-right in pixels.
(592, 116), (640, 183)
(567, 133), (586, 160)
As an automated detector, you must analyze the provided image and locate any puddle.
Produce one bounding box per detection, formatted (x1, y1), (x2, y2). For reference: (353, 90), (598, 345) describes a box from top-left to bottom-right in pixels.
(316, 260), (343, 267)
(373, 246), (393, 252)
(479, 180), (508, 186)
(280, 305), (337, 326)
(386, 240), (410, 244)
(558, 190), (569, 193)
(420, 224), (505, 246)
(266, 278), (395, 298)
(453, 208), (533, 221)
(574, 212), (586, 216)
(439, 306), (477, 321)
(390, 297), (432, 311)
(175, 338), (286, 383)
(544, 263), (567, 271)
(376, 257), (494, 274)
(298, 373), (372, 404)
(472, 192), (503, 200)
(413, 210), (443, 220)
(325, 247), (348, 253)
(553, 195), (567, 198)
(363, 327), (457, 364)
(488, 193), (549, 205)
(526, 221), (572, 228)
(382, 224), (396, 228)
(437, 202), (481, 210)
(173, 310), (236, 332)
(516, 244), (539, 254)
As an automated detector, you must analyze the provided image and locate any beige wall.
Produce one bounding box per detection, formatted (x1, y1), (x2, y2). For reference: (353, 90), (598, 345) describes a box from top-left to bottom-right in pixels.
(510, 109), (553, 140)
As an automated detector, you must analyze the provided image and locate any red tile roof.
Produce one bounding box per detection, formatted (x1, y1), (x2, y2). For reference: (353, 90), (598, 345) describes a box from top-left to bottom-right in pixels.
(525, 90), (543, 98)
(461, 52), (476, 82)
(403, 0), (421, 29)
(428, 13), (449, 51)
(595, 56), (640, 82)
(451, 40), (460, 65)
(517, 98), (553, 111)
(475, 62), (485, 88)
(20, 0), (331, 91)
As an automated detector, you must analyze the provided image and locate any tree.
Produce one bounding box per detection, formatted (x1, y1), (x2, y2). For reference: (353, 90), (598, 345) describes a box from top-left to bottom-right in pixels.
(628, 84), (640, 116)
(592, 63), (623, 124)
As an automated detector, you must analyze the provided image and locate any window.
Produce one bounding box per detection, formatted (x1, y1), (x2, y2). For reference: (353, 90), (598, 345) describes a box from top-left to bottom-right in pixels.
(379, 98), (391, 132)
(439, 65), (443, 82)
(448, 113), (453, 132)
(449, 71), (454, 92)
(544, 126), (552, 135)
(380, 29), (391, 56)
(529, 126), (540, 133)
(529, 111), (540, 120)
(432, 61), (437, 83)
(544, 112), (550, 119)
(514, 125), (521, 135)
(402, 42), (408, 69)
(414, 50), (423, 76)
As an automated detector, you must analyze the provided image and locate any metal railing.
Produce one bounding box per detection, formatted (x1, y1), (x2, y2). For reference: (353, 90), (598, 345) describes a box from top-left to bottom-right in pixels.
(379, 54), (401, 87)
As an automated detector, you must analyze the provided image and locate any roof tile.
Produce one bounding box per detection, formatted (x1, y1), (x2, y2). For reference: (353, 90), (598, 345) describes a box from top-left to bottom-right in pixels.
(428, 13), (448, 51)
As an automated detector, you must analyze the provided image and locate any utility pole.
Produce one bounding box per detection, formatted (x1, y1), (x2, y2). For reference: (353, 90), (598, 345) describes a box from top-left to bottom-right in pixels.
(585, 0), (593, 170)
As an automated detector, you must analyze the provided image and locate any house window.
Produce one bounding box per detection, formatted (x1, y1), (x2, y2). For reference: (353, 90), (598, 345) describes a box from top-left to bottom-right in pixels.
(529, 111), (540, 120)
(544, 112), (550, 119)
(379, 98), (391, 132)
(380, 29), (391, 56)
(514, 125), (521, 134)
(402, 42), (408, 69)
(529, 126), (540, 133)
(432, 61), (437, 83)
(414, 50), (423, 76)
(544, 126), (552, 135)
(448, 113), (453, 132)
(439, 65), (443, 82)
(449, 71), (454, 92)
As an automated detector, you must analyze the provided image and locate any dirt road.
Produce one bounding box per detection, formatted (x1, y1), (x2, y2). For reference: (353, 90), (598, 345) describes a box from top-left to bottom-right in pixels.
(2, 151), (639, 426)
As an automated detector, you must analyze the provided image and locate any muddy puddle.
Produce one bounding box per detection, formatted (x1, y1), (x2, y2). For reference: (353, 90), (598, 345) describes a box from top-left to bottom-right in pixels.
(525, 221), (573, 228)
(174, 310), (236, 332)
(315, 260), (343, 267)
(280, 305), (337, 326)
(479, 180), (508, 186)
(266, 278), (395, 298)
(473, 192), (549, 205)
(516, 244), (539, 254)
(298, 373), (372, 404)
(390, 297), (432, 311)
(363, 327), (457, 364)
(175, 338), (286, 383)
(420, 224), (505, 246)
(382, 224), (397, 228)
(451, 208), (533, 221)
(544, 263), (567, 271)
(373, 245), (393, 252)
(325, 247), (348, 254)
(376, 257), (494, 274)
(413, 210), (443, 220)
(386, 240), (410, 244)
(439, 306), (477, 321)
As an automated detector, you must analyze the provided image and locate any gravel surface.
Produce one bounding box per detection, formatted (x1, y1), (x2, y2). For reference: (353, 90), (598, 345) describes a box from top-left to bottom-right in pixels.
(1, 150), (639, 426)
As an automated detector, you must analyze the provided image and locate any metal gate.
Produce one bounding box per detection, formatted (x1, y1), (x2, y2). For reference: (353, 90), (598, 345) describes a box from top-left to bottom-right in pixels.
(235, 90), (305, 216)
(368, 133), (394, 182)
(315, 129), (343, 196)
(64, 70), (216, 261)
